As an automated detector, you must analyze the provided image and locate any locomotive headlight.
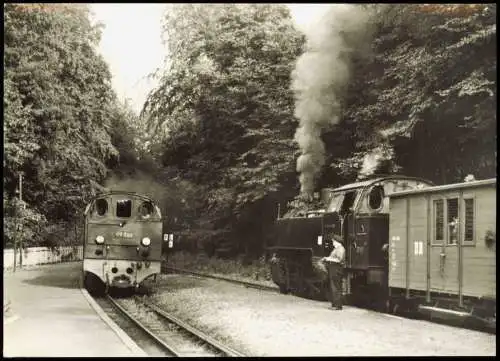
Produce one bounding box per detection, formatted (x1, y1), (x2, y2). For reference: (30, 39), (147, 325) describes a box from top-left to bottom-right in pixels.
(141, 237), (151, 247)
(95, 235), (105, 244)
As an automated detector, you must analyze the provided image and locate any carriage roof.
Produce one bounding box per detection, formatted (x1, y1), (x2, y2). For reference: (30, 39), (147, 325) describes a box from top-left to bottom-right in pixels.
(389, 178), (496, 198)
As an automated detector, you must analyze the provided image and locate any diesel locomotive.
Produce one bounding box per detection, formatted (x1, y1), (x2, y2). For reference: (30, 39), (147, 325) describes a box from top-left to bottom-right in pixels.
(268, 175), (496, 329)
(82, 191), (168, 295)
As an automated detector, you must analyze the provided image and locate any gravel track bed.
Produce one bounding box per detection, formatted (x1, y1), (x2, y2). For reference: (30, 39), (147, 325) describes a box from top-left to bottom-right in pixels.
(94, 297), (169, 357)
(165, 266), (278, 291)
(199, 272), (277, 289)
(152, 274), (496, 356)
(116, 297), (220, 357)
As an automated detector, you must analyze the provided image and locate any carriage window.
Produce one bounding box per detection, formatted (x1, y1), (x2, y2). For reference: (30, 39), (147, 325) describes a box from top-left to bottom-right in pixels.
(95, 199), (108, 216)
(368, 186), (384, 210)
(464, 198), (474, 243)
(116, 200), (132, 218)
(138, 201), (154, 219)
(433, 199), (444, 244)
(447, 198), (458, 245)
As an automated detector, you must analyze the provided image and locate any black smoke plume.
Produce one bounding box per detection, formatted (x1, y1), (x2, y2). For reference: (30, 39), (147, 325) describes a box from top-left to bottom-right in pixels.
(291, 4), (374, 196)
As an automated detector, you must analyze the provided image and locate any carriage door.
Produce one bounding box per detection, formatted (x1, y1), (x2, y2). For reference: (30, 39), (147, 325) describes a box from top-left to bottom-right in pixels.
(340, 191), (358, 268)
(429, 194), (460, 294)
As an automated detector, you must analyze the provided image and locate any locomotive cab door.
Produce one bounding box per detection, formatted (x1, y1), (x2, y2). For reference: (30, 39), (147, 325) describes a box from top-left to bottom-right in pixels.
(339, 190), (358, 269)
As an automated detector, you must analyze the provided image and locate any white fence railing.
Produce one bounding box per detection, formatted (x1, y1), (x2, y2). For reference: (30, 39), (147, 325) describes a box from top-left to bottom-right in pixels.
(3, 246), (83, 269)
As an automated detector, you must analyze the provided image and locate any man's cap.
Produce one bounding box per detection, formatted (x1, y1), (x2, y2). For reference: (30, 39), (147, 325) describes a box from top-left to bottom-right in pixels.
(332, 234), (343, 242)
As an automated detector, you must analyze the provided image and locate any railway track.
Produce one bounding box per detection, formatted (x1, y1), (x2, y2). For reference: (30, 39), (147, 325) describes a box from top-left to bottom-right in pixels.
(97, 294), (245, 357)
(163, 266), (279, 293)
(94, 295), (175, 356)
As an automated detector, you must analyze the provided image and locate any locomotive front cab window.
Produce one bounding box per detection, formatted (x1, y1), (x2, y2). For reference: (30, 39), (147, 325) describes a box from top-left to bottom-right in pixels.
(368, 185), (384, 211)
(116, 199), (132, 218)
(95, 198), (108, 216)
(138, 201), (155, 219)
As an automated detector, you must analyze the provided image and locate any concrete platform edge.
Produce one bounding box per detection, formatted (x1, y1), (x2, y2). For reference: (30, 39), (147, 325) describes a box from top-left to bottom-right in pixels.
(80, 288), (147, 356)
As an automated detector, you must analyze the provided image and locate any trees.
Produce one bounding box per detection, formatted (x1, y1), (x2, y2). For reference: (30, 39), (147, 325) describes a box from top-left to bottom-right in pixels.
(4, 4), (120, 246)
(323, 4), (496, 185)
(6, 3), (493, 255)
(391, 4), (497, 183)
(143, 4), (496, 258)
(143, 4), (304, 255)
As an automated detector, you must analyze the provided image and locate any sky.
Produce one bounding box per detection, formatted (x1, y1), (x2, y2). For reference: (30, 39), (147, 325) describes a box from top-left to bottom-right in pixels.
(90, 4), (328, 114)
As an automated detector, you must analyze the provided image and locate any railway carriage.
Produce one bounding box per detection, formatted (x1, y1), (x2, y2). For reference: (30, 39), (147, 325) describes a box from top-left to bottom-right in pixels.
(388, 178), (496, 326)
(82, 191), (164, 294)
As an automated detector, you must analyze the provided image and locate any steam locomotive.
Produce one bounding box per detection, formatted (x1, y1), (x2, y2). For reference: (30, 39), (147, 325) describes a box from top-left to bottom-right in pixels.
(268, 175), (496, 329)
(82, 191), (173, 295)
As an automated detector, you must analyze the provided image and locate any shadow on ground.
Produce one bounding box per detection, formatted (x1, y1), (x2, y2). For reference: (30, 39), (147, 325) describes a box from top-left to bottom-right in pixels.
(22, 263), (82, 289)
(157, 274), (210, 292)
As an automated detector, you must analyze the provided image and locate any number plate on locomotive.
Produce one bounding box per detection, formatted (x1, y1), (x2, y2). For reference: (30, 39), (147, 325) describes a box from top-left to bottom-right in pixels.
(115, 231), (133, 238)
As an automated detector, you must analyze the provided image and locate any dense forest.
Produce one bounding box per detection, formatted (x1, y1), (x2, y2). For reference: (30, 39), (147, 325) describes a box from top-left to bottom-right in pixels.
(4, 4), (496, 258)
(4, 4), (145, 247)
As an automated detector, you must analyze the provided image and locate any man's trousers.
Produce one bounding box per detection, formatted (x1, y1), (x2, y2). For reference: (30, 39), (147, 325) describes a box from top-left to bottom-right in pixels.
(327, 261), (344, 308)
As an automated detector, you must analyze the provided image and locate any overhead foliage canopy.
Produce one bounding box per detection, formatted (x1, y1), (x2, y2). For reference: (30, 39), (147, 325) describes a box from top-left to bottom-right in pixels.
(143, 4), (304, 254)
(4, 3), (137, 246)
(143, 4), (496, 256)
(6, 3), (494, 255)
(328, 4), (496, 184)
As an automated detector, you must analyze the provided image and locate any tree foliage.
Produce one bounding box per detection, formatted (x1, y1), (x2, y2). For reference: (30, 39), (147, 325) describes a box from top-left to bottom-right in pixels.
(143, 4), (304, 255)
(143, 4), (495, 257)
(3, 193), (47, 248)
(6, 4), (494, 256)
(326, 4), (496, 184)
(3, 4), (129, 246)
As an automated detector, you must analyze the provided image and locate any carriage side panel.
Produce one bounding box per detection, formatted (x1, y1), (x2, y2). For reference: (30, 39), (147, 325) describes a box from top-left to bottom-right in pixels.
(461, 185), (496, 298)
(390, 179), (496, 304)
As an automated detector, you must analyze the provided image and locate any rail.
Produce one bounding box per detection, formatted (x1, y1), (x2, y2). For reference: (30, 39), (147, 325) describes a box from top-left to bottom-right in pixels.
(105, 295), (178, 356)
(135, 296), (246, 357)
(104, 293), (246, 356)
(164, 266), (279, 293)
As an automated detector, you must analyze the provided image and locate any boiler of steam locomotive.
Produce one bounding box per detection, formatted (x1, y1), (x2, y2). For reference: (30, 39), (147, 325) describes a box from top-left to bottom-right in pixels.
(268, 175), (433, 300)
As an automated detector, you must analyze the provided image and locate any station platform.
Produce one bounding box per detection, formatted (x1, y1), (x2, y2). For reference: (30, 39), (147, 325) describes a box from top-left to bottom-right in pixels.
(3, 262), (146, 357)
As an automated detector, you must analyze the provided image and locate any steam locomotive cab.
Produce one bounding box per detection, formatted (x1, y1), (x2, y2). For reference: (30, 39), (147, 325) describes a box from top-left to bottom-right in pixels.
(336, 184), (391, 302)
(268, 176), (433, 301)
